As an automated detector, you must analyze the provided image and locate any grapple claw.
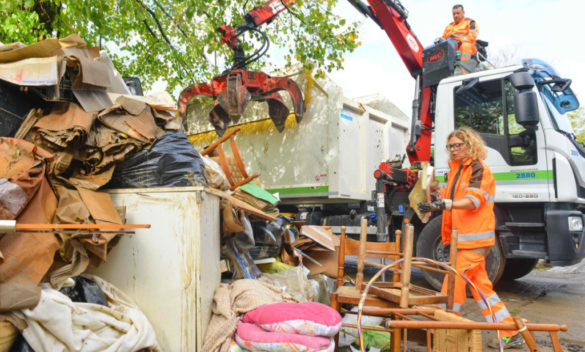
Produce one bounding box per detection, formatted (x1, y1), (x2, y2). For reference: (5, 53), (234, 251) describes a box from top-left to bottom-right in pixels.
(178, 69), (305, 136)
(262, 92), (289, 133)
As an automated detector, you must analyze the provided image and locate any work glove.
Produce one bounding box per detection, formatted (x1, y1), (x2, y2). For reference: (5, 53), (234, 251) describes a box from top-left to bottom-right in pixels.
(418, 197), (453, 213)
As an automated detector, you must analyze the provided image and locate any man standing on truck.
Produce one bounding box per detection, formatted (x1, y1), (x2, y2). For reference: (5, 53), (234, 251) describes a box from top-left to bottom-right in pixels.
(442, 4), (479, 61)
(418, 128), (525, 349)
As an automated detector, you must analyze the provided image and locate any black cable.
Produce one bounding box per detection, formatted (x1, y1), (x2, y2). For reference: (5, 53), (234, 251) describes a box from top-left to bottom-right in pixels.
(143, 20), (159, 40)
(133, 0), (194, 83)
(231, 27), (270, 70)
(282, 1), (305, 24)
(241, 28), (269, 66)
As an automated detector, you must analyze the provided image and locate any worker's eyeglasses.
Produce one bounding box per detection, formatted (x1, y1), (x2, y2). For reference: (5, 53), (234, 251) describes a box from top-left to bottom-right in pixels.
(447, 143), (465, 151)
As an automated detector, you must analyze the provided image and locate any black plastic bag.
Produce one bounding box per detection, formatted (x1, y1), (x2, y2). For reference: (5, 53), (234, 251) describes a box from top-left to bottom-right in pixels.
(59, 276), (108, 306)
(9, 333), (35, 352)
(107, 131), (207, 189)
(249, 215), (288, 259)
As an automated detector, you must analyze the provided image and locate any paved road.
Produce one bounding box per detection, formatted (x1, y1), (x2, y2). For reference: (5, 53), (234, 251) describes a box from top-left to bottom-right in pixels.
(344, 257), (585, 351)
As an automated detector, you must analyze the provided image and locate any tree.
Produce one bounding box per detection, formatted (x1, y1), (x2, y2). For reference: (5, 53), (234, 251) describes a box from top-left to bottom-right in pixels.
(0, 0), (360, 94)
(568, 107), (585, 145)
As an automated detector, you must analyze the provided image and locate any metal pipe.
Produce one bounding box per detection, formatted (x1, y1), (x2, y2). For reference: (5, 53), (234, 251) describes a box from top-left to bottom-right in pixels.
(375, 176), (388, 241)
(0, 220), (16, 233)
(386, 320), (568, 332)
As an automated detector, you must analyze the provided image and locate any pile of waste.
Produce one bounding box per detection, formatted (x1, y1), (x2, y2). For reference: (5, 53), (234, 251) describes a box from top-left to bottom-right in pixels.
(0, 34), (340, 352)
(0, 34), (210, 351)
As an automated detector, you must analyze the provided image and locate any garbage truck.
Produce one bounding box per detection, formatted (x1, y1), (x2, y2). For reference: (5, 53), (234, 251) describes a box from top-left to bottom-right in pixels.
(186, 0), (585, 290)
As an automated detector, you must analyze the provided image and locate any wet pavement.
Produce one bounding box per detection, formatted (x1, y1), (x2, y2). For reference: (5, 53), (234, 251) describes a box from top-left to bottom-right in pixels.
(343, 257), (585, 351)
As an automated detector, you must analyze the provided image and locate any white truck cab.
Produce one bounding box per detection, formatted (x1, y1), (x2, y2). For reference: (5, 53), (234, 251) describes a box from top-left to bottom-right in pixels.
(416, 59), (585, 288)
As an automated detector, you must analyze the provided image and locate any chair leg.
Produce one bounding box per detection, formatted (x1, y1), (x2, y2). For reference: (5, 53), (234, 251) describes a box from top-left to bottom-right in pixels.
(331, 293), (340, 351)
(399, 224), (414, 308)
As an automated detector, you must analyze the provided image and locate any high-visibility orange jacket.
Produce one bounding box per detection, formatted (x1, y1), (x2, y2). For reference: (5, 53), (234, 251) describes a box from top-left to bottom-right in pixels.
(442, 17), (479, 46)
(438, 158), (496, 249)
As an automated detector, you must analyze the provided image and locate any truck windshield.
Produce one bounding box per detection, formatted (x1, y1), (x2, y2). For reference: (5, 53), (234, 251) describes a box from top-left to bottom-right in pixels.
(542, 93), (577, 138)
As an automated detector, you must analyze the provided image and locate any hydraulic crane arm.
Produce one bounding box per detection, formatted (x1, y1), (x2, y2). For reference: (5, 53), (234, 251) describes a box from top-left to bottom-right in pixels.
(352, 0), (433, 163)
(178, 0), (304, 137)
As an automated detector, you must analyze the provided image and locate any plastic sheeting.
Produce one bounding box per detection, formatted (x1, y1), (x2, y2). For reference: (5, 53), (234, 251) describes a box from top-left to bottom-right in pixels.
(107, 131), (207, 189)
(12, 275), (160, 352)
(249, 216), (287, 260)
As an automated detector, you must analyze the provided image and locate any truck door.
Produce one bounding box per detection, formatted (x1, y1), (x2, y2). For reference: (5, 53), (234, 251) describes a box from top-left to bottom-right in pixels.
(439, 77), (550, 202)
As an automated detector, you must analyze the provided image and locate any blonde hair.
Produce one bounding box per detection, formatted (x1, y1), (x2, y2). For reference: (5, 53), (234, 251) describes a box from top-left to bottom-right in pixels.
(447, 128), (487, 160)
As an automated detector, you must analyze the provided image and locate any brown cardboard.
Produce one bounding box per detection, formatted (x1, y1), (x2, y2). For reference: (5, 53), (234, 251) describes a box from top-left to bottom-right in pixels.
(52, 46), (100, 59)
(72, 89), (113, 112)
(302, 246), (340, 278)
(300, 226), (338, 251)
(34, 102), (96, 135)
(76, 187), (122, 224)
(109, 91), (177, 111)
(0, 56), (63, 86)
(71, 56), (111, 88)
(0, 38), (61, 63)
(59, 34), (87, 48)
(0, 176), (59, 312)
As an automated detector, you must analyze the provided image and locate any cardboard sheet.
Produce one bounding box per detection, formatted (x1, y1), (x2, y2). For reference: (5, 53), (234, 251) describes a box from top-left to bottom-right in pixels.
(0, 176), (59, 312)
(35, 102), (96, 134)
(72, 89), (113, 112)
(409, 162), (433, 223)
(59, 34), (87, 48)
(98, 105), (163, 143)
(109, 91), (177, 111)
(0, 38), (61, 63)
(299, 226), (337, 251)
(98, 51), (132, 95)
(76, 187), (122, 224)
(0, 56), (62, 86)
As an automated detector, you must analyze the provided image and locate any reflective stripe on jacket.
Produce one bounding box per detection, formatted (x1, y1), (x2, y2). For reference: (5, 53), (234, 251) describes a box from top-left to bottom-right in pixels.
(442, 17), (479, 45)
(438, 158), (496, 249)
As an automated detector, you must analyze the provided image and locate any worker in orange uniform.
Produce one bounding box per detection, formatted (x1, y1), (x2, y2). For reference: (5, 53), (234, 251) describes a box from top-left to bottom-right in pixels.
(442, 4), (479, 61)
(418, 128), (524, 349)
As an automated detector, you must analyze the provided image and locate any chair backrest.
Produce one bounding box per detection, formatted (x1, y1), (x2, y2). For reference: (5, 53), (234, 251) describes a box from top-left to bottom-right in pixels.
(336, 222), (402, 288)
(202, 127), (258, 190)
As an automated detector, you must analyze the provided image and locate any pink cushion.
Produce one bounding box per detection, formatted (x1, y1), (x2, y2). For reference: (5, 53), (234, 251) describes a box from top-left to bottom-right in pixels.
(235, 322), (334, 352)
(243, 302), (342, 337)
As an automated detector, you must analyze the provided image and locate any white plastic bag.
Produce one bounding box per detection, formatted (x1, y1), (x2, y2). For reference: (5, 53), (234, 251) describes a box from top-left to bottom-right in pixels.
(202, 156), (230, 190)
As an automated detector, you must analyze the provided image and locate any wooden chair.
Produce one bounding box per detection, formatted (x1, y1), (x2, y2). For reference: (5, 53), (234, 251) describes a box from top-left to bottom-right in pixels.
(331, 218), (459, 350)
(201, 127), (258, 191)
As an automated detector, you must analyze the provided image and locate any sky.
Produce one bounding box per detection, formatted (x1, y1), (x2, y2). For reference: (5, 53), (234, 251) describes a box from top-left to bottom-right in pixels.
(326, 0), (585, 115)
(151, 0), (585, 116)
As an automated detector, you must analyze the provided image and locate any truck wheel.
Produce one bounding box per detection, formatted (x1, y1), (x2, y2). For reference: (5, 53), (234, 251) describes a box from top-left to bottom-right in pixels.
(415, 216), (506, 291)
(500, 258), (539, 281)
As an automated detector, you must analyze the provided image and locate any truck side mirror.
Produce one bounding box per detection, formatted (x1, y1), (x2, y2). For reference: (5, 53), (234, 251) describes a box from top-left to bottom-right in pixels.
(509, 72), (539, 129)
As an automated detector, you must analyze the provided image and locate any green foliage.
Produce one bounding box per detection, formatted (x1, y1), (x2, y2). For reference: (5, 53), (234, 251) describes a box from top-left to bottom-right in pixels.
(568, 107), (585, 145)
(0, 0), (360, 94)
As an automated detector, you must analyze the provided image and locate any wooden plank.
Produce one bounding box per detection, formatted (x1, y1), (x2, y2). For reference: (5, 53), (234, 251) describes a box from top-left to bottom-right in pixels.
(211, 188), (277, 222)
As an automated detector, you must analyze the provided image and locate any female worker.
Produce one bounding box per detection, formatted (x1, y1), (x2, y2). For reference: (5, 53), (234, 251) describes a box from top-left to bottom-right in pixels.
(417, 128), (524, 349)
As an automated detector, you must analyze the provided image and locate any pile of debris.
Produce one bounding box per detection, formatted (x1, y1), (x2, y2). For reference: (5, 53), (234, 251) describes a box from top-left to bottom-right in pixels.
(0, 35), (209, 351)
(0, 34), (342, 352)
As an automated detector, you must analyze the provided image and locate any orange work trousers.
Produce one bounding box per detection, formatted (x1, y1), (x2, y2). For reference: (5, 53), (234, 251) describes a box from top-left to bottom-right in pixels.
(440, 249), (517, 338)
(459, 42), (477, 61)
